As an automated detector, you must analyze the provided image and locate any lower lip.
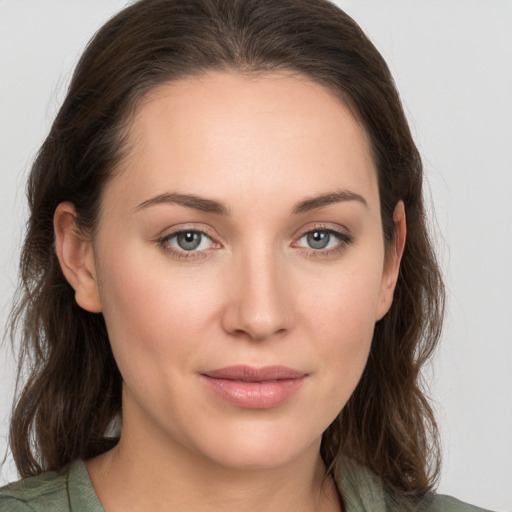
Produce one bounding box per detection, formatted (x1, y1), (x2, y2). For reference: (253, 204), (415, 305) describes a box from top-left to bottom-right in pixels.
(201, 375), (307, 409)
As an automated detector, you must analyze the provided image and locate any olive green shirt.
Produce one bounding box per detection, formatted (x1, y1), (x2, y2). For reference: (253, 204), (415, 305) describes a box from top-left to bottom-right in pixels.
(0, 459), (493, 511)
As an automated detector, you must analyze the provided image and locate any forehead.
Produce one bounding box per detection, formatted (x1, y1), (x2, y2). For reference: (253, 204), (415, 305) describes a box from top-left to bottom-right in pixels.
(103, 71), (379, 215)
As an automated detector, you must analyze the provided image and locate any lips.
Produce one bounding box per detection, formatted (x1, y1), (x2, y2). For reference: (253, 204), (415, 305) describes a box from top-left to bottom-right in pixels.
(201, 365), (308, 409)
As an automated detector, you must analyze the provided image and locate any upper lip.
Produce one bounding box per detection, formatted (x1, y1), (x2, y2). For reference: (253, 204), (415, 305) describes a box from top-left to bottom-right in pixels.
(202, 365), (307, 382)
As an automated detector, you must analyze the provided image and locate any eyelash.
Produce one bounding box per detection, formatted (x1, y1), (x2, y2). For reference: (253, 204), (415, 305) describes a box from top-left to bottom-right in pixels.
(292, 226), (353, 258)
(157, 228), (219, 261)
(157, 225), (353, 261)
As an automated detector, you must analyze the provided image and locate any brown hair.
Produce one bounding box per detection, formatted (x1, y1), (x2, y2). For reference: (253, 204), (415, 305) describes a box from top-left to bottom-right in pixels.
(7, 0), (444, 499)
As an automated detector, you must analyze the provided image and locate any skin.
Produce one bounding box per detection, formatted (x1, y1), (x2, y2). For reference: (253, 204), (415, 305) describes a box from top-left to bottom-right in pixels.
(54, 72), (405, 512)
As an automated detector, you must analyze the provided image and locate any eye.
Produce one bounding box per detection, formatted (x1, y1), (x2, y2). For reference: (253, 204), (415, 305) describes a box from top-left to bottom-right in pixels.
(295, 228), (352, 252)
(161, 230), (215, 253)
(303, 230), (333, 250)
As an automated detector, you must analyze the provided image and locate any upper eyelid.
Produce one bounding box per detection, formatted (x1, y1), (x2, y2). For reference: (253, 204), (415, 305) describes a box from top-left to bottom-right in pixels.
(158, 229), (218, 258)
(159, 224), (219, 241)
(292, 224), (353, 251)
(294, 223), (351, 239)
(295, 228), (351, 244)
(161, 229), (218, 248)
(157, 223), (352, 248)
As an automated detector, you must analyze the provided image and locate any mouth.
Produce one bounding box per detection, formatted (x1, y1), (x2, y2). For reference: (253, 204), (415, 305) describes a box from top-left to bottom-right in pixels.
(200, 365), (308, 409)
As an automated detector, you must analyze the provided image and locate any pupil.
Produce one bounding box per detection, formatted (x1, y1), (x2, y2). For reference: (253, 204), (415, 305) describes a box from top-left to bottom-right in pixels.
(307, 231), (330, 249)
(177, 231), (201, 250)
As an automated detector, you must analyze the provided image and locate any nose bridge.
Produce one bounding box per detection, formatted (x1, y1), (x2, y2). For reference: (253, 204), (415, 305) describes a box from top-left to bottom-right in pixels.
(223, 240), (293, 341)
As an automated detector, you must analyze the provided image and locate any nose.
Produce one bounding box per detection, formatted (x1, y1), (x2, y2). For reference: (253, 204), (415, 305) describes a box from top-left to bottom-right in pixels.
(221, 248), (294, 342)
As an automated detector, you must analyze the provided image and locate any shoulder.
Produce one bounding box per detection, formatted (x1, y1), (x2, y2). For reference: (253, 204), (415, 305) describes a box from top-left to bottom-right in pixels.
(337, 458), (495, 512)
(421, 494), (494, 512)
(0, 468), (68, 511)
(0, 460), (104, 512)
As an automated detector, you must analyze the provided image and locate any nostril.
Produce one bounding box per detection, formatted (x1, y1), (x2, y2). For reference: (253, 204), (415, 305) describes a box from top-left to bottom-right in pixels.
(221, 296), (294, 341)
(220, 255), (295, 340)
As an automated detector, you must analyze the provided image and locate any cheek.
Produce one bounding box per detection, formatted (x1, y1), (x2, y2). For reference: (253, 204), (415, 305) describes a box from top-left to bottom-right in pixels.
(95, 245), (222, 378)
(303, 258), (383, 343)
(300, 263), (382, 403)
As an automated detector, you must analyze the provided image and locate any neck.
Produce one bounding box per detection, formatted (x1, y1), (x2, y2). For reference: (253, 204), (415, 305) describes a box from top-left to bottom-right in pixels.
(86, 427), (341, 512)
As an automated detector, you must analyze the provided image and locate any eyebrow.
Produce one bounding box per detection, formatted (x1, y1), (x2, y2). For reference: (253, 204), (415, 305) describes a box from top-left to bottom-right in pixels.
(135, 192), (230, 215)
(292, 190), (367, 214)
(134, 189), (367, 215)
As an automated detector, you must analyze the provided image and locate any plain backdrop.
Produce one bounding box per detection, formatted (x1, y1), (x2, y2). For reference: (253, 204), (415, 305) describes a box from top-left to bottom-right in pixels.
(0, 1), (511, 511)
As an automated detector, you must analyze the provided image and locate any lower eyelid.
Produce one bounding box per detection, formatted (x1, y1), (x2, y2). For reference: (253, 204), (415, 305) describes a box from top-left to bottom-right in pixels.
(157, 228), (223, 259)
(158, 227), (351, 258)
(295, 229), (352, 245)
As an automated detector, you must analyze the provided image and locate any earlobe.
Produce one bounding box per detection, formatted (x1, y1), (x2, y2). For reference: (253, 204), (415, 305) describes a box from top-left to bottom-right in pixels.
(376, 200), (406, 321)
(54, 202), (102, 313)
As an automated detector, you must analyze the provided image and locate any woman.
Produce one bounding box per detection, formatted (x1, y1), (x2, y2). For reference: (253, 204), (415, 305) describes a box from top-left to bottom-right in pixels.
(0, 0), (494, 510)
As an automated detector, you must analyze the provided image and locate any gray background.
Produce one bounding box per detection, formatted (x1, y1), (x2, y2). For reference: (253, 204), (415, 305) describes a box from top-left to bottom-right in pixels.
(1, 1), (511, 510)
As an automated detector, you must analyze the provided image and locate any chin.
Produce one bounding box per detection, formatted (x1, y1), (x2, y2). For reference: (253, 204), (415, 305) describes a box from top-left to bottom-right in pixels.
(207, 445), (313, 471)
(187, 420), (322, 471)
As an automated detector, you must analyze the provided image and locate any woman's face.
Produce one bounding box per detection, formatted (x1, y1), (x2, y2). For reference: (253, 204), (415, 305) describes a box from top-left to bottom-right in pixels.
(73, 72), (402, 469)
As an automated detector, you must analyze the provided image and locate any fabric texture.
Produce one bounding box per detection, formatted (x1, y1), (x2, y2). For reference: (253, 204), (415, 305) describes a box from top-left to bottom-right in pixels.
(0, 461), (102, 512)
(0, 459), (493, 511)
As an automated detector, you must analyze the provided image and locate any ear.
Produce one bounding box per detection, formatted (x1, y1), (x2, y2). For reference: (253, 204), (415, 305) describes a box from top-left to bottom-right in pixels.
(54, 202), (102, 313)
(375, 200), (406, 321)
